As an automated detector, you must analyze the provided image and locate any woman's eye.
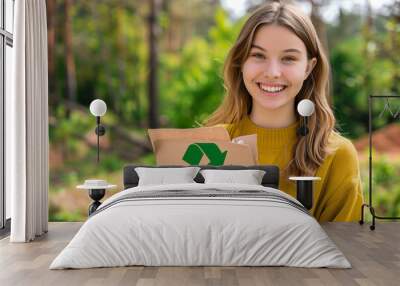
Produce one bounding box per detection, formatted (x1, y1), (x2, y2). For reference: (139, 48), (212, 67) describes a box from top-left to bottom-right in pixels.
(282, 57), (296, 63)
(251, 53), (265, 59)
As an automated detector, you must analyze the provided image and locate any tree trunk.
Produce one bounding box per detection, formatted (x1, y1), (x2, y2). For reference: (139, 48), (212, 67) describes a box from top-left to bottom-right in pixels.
(362, 0), (373, 94)
(64, 0), (77, 118)
(309, 0), (329, 56)
(115, 6), (126, 117)
(389, 1), (400, 95)
(306, 0), (332, 103)
(148, 0), (160, 128)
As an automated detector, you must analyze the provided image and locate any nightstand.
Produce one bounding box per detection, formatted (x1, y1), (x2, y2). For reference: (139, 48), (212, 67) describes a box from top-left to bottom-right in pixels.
(77, 180), (117, 215)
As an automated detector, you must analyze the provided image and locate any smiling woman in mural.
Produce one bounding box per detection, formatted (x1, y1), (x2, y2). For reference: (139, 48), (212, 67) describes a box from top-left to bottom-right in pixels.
(205, 1), (364, 222)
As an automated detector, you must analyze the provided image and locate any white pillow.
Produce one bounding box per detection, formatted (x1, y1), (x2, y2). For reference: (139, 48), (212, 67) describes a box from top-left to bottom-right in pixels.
(200, 169), (266, 185)
(135, 167), (201, 186)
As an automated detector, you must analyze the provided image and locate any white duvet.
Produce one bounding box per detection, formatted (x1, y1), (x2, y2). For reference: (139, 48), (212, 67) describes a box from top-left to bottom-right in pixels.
(50, 183), (351, 269)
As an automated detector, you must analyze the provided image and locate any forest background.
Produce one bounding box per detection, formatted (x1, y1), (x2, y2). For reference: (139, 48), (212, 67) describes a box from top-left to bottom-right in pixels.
(46, 0), (400, 222)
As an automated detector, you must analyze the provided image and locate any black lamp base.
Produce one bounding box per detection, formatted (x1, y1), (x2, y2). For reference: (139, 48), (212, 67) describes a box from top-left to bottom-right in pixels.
(88, 189), (105, 215)
(289, 176), (320, 210)
(296, 180), (313, 210)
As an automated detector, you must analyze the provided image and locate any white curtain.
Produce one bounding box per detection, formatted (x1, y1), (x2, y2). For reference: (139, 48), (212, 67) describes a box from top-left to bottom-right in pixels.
(8, 0), (49, 242)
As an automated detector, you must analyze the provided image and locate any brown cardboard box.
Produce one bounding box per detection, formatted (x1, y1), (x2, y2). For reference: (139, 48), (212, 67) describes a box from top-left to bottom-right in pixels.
(231, 134), (258, 164)
(148, 127), (230, 151)
(148, 127), (258, 166)
(153, 139), (256, 166)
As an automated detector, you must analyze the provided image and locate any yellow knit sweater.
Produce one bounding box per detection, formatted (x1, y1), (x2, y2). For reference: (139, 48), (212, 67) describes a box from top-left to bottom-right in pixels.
(224, 115), (364, 222)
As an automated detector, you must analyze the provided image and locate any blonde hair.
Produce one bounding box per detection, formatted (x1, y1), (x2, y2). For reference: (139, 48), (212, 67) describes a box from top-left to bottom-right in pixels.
(204, 1), (337, 176)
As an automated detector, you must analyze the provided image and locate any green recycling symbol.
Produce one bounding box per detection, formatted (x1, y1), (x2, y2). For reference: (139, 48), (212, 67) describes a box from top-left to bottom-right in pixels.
(182, 143), (227, 166)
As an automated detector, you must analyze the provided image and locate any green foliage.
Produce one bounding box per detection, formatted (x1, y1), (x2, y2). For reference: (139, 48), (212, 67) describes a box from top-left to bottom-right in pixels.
(71, 2), (148, 126)
(136, 153), (156, 165)
(48, 201), (85, 222)
(50, 107), (92, 144)
(100, 154), (124, 172)
(49, 3), (400, 221)
(50, 210), (85, 222)
(330, 36), (395, 138)
(159, 8), (243, 127)
(60, 171), (80, 186)
(373, 156), (396, 186)
(361, 156), (400, 221)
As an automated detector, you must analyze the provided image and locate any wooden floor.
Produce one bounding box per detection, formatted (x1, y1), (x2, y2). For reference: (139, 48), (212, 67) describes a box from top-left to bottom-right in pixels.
(0, 222), (399, 286)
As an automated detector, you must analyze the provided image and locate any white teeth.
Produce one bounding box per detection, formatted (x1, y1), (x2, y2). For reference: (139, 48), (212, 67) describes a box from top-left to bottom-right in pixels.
(259, 84), (286, 93)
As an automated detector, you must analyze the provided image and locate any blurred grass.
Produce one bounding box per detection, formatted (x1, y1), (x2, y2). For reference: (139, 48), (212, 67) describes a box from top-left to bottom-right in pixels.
(49, 109), (156, 222)
(359, 153), (400, 223)
(49, 151), (156, 222)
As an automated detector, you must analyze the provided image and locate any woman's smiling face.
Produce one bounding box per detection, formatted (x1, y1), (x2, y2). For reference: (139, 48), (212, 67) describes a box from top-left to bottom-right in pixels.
(242, 24), (316, 113)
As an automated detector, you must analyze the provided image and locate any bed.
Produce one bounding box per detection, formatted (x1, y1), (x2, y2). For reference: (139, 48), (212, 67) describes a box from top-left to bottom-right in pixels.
(50, 165), (351, 269)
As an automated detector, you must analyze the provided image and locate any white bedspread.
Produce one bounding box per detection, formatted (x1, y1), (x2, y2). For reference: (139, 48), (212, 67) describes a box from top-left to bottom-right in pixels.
(50, 183), (351, 269)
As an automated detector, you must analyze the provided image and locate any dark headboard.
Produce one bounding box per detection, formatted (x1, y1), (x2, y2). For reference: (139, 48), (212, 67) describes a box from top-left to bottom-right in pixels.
(123, 165), (279, 190)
